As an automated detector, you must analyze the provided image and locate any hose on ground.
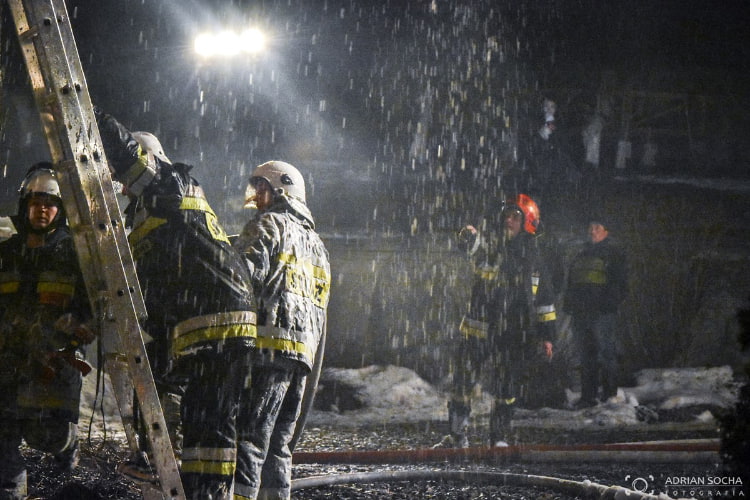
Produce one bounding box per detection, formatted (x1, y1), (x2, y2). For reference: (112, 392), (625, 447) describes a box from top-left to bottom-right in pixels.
(291, 469), (674, 499)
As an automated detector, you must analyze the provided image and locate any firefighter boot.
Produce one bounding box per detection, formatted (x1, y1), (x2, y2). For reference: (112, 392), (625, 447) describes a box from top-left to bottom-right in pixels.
(447, 400), (471, 448)
(0, 470), (27, 500)
(489, 398), (515, 447)
(53, 439), (80, 472)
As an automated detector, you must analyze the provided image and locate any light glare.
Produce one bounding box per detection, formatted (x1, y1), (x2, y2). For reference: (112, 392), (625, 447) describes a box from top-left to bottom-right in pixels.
(194, 28), (266, 58)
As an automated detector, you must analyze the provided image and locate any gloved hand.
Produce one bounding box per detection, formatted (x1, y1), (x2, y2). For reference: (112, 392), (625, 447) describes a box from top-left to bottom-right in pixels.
(54, 313), (96, 346)
(456, 225), (479, 252)
(535, 340), (553, 360)
(542, 340), (553, 360)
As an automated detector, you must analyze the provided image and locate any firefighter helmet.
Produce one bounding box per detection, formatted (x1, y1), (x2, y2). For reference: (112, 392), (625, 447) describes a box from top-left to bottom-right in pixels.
(504, 193), (540, 235)
(17, 162), (65, 231)
(132, 131), (171, 165)
(245, 160), (306, 208)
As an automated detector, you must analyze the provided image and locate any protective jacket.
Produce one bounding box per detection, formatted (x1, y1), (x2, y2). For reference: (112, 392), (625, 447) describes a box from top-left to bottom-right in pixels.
(97, 110), (256, 498)
(234, 195), (330, 372)
(459, 230), (557, 346)
(96, 110), (257, 371)
(0, 223), (91, 499)
(563, 236), (627, 316)
(0, 225), (91, 391)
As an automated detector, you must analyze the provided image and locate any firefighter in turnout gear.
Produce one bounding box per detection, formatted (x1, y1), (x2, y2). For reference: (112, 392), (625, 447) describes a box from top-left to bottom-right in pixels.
(233, 161), (330, 500)
(95, 109), (257, 499)
(0, 164), (95, 499)
(444, 194), (556, 448)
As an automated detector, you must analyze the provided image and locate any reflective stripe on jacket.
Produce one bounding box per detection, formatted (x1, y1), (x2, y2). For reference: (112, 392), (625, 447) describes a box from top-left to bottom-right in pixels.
(235, 195), (330, 371)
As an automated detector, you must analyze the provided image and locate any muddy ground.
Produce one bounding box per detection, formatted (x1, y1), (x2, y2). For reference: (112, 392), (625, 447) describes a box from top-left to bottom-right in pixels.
(21, 404), (735, 499)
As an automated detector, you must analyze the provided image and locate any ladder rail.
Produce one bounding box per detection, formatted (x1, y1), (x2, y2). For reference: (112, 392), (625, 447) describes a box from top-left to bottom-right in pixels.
(7, 1), (184, 498)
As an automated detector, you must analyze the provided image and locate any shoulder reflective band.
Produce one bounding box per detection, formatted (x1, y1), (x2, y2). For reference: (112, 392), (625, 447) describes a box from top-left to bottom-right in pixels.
(179, 197), (231, 244)
(459, 316), (489, 338)
(128, 216), (166, 247)
(277, 252), (331, 308)
(171, 311), (257, 358)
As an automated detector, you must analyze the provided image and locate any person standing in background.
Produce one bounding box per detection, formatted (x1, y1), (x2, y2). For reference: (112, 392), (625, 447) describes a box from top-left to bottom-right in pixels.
(564, 217), (628, 408)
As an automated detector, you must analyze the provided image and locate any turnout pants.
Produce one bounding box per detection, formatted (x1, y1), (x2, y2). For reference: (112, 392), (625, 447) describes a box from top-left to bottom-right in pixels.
(0, 363), (81, 500)
(178, 348), (251, 500)
(234, 365), (306, 500)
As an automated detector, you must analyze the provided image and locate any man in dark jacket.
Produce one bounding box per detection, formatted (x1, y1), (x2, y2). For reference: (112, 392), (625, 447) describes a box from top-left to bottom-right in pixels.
(0, 164), (95, 499)
(444, 193), (557, 448)
(564, 218), (628, 408)
(96, 110), (257, 499)
(233, 161), (330, 500)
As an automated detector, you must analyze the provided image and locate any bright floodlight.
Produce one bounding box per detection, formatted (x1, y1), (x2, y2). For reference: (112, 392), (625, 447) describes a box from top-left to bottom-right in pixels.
(194, 28), (266, 58)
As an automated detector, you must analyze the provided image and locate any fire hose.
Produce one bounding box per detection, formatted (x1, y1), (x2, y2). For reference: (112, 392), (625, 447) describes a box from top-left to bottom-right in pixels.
(291, 469), (673, 499)
(292, 441), (720, 498)
(293, 440), (719, 465)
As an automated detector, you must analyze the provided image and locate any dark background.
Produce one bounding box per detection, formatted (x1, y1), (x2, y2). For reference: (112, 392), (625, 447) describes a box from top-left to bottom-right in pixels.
(2, 0), (749, 232)
(2, 0), (749, 380)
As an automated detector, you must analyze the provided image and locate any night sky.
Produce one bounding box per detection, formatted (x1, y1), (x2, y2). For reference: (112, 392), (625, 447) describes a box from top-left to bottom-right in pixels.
(2, 0), (749, 228)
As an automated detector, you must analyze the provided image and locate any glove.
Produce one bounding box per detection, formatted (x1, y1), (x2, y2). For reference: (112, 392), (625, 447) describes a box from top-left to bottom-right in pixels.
(542, 341), (553, 360)
(54, 313), (96, 346)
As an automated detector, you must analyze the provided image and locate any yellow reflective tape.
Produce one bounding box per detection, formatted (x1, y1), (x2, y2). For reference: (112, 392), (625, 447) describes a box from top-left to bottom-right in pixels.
(37, 281), (75, 297)
(179, 197), (231, 244)
(17, 393), (79, 412)
(277, 252), (331, 307)
(256, 336), (313, 360)
(181, 460), (236, 476)
(503, 397), (516, 405)
(538, 311), (557, 322)
(173, 311), (257, 339)
(121, 148), (152, 187)
(128, 216), (167, 247)
(474, 265), (498, 280)
(0, 281), (20, 294)
(182, 447), (236, 462)
(459, 317), (488, 339)
(172, 323), (257, 357)
(570, 258), (607, 285)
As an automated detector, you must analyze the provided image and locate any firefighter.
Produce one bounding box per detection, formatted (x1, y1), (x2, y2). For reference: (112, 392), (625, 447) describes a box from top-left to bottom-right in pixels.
(95, 109), (257, 499)
(232, 161), (330, 500)
(442, 193), (557, 448)
(0, 164), (95, 499)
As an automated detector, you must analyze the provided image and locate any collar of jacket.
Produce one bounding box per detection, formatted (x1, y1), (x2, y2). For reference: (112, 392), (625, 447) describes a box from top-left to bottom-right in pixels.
(263, 194), (315, 228)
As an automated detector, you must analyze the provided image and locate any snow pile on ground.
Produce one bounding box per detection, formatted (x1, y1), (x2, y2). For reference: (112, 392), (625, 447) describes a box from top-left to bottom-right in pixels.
(77, 363), (741, 434)
(625, 365), (737, 409)
(308, 364), (741, 429)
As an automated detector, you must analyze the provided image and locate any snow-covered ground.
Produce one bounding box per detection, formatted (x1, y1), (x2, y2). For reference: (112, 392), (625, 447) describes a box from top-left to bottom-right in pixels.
(307, 364), (740, 430)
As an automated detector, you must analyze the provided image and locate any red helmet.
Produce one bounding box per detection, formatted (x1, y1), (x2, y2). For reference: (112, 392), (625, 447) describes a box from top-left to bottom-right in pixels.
(504, 193), (540, 234)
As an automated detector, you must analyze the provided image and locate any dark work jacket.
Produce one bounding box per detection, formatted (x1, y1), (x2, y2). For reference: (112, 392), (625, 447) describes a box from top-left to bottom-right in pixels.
(459, 229), (557, 348)
(96, 110), (256, 375)
(564, 236), (628, 316)
(0, 226), (90, 379)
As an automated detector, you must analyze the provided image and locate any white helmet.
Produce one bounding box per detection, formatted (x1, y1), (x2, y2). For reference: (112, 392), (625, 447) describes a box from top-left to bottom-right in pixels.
(124, 131), (171, 196)
(244, 160), (306, 208)
(132, 131), (171, 164)
(19, 165), (62, 201)
(17, 162), (65, 231)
